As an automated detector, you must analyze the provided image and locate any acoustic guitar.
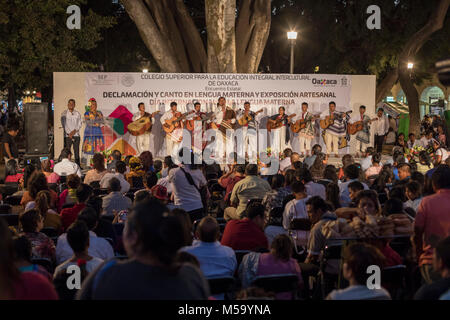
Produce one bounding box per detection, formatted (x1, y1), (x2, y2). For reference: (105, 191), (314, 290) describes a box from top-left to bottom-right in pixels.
(320, 111), (352, 130)
(162, 111), (194, 134)
(291, 114), (319, 133)
(127, 111), (160, 136)
(267, 114), (296, 132)
(347, 118), (377, 135)
(237, 109), (263, 126)
(185, 113), (215, 131)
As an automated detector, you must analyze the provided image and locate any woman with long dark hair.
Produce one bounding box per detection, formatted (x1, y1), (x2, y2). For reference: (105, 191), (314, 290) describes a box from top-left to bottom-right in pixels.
(83, 153), (107, 185)
(76, 199), (209, 299)
(20, 172), (58, 209)
(4, 159), (23, 183)
(310, 152), (326, 181)
(326, 182), (341, 210)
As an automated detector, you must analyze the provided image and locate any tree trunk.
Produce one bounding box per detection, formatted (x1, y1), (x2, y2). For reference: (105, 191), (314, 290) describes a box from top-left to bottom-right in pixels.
(236, 0), (271, 73)
(397, 0), (450, 134)
(375, 68), (398, 104)
(205, 0), (237, 73)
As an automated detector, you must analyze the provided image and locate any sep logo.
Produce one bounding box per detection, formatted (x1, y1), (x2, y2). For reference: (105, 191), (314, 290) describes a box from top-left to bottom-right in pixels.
(312, 78), (337, 86)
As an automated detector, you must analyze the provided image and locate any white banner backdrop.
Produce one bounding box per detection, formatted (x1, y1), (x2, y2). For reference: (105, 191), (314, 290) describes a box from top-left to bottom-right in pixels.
(85, 73), (352, 157)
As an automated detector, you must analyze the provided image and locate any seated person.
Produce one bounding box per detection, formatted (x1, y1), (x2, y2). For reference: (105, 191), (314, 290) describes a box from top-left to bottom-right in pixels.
(34, 190), (62, 232)
(100, 160), (130, 193)
(182, 216), (237, 278)
(53, 148), (81, 177)
(365, 152), (382, 179)
(13, 235), (52, 281)
(83, 153), (108, 185)
(404, 180), (423, 213)
(53, 220), (104, 300)
(19, 209), (56, 264)
(326, 242), (391, 300)
(4, 159), (23, 183)
(283, 181), (310, 247)
(58, 174), (81, 213)
(264, 207), (288, 247)
(221, 202), (269, 251)
(41, 159), (60, 184)
(102, 177), (132, 217)
(414, 237), (450, 300)
(60, 184), (92, 231)
(239, 234), (303, 300)
(20, 172), (58, 209)
(347, 181), (364, 208)
(56, 207), (114, 264)
(125, 157), (145, 189)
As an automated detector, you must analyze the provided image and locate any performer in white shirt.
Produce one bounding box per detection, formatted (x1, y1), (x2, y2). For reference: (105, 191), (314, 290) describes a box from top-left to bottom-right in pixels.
(211, 97), (236, 163)
(373, 107), (389, 153)
(293, 102), (316, 157)
(406, 133), (421, 150)
(319, 101), (348, 157)
(61, 99), (82, 165)
(350, 105), (374, 157)
(185, 102), (207, 155)
(235, 102), (263, 163)
(160, 102), (184, 161)
(132, 102), (153, 155)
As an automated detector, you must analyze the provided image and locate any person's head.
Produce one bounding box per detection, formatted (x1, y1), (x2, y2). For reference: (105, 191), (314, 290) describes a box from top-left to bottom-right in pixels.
(408, 133), (415, 142)
(431, 165), (450, 191)
(194, 102), (201, 112)
(138, 102), (145, 113)
(283, 148), (293, 159)
(170, 101), (177, 112)
(405, 180), (422, 201)
(270, 174), (285, 190)
(153, 160), (163, 173)
(7, 122), (19, 136)
(371, 153), (381, 165)
(310, 153), (326, 178)
(76, 183), (93, 204)
(306, 196), (330, 224)
(437, 125), (444, 134)
(348, 181), (364, 201)
(433, 236), (450, 277)
(245, 163), (258, 176)
(108, 177), (121, 192)
(13, 235), (32, 263)
(267, 207), (283, 226)
(23, 164), (36, 190)
(124, 199), (185, 265)
(301, 102), (308, 113)
(292, 161), (303, 170)
(284, 169), (296, 187)
(364, 147), (374, 158)
(425, 130), (433, 139)
(377, 108), (384, 117)
(329, 101), (336, 112)
(323, 165), (338, 183)
(60, 148), (72, 160)
(296, 167), (313, 183)
(290, 152), (300, 164)
(89, 98), (97, 111)
(139, 151), (153, 172)
(411, 171), (425, 185)
(382, 198), (404, 216)
(35, 190), (51, 218)
(397, 163), (411, 181)
(19, 209), (44, 233)
(344, 164), (360, 180)
(246, 202), (266, 229)
(326, 182), (340, 210)
(398, 133), (405, 141)
(67, 99), (75, 112)
(342, 154), (354, 169)
(144, 172), (158, 189)
(5, 159), (17, 176)
(150, 185), (169, 204)
(218, 97), (226, 107)
(28, 172), (49, 199)
(359, 105), (366, 114)
(234, 164), (245, 176)
(244, 101), (250, 111)
(115, 161), (127, 175)
(66, 173), (81, 190)
(78, 207), (99, 230)
(270, 234), (294, 262)
(111, 150), (122, 161)
(388, 186), (407, 202)
(354, 190), (381, 217)
(67, 220), (90, 254)
(291, 181), (306, 198)
(311, 144), (322, 156)
(342, 243), (385, 285)
(92, 153), (105, 172)
(129, 156), (143, 172)
(40, 159), (53, 173)
(169, 208), (192, 246)
(278, 106), (285, 115)
(196, 216), (219, 243)
(432, 138), (442, 151)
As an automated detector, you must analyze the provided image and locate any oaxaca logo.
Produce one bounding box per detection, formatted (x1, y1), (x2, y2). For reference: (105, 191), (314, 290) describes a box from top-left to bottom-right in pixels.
(121, 74), (135, 87)
(312, 78), (337, 86)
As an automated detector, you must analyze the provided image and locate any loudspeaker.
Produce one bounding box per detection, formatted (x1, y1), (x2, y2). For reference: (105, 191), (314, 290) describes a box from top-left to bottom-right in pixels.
(23, 103), (48, 154)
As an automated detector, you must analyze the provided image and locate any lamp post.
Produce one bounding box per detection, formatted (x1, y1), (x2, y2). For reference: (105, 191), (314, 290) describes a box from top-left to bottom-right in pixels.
(287, 31), (297, 74)
(142, 69), (149, 73)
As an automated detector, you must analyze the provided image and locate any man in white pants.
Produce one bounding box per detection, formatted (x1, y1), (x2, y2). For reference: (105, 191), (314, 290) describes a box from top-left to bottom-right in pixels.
(236, 102), (262, 163)
(132, 102), (153, 155)
(212, 97), (235, 164)
(320, 101), (347, 157)
(161, 102), (183, 161)
(294, 102), (316, 157)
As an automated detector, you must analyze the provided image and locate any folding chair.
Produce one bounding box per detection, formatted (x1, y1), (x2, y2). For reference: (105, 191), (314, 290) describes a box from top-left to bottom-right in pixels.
(234, 250), (251, 268)
(4, 195), (22, 206)
(252, 274), (300, 299)
(0, 213), (19, 226)
(382, 265), (407, 300)
(207, 276), (236, 299)
(93, 188), (109, 197)
(0, 203), (13, 214)
(288, 218), (311, 255)
(318, 242), (343, 299)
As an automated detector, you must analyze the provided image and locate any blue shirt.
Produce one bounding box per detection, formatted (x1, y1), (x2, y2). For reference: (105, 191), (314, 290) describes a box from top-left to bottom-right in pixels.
(182, 240), (237, 278)
(339, 179), (369, 207)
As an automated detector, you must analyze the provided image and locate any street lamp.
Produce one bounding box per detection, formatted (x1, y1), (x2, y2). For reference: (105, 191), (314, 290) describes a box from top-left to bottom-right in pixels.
(287, 31), (297, 74)
(142, 69), (148, 73)
(407, 62), (414, 70)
